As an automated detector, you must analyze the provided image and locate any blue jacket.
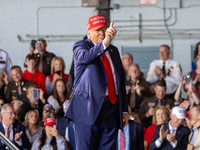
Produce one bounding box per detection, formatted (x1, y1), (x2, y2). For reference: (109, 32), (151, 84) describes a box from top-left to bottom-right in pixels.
(0, 121), (31, 150)
(129, 120), (144, 150)
(65, 39), (127, 129)
(150, 122), (190, 150)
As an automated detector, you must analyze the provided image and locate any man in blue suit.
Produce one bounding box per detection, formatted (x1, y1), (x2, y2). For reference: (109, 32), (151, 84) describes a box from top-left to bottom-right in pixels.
(150, 106), (190, 150)
(0, 104), (31, 150)
(65, 14), (128, 150)
(117, 117), (144, 150)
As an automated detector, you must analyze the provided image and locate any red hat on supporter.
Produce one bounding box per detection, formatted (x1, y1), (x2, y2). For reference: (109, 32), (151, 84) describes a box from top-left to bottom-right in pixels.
(86, 14), (108, 31)
(44, 117), (56, 126)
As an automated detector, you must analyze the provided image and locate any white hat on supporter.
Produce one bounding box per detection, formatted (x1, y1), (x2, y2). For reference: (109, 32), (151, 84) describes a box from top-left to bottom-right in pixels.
(63, 100), (70, 110)
(172, 106), (186, 119)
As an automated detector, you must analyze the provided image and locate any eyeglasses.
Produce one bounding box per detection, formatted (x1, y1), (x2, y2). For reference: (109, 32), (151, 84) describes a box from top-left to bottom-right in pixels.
(4, 112), (15, 115)
(37, 40), (45, 43)
(0, 103), (4, 106)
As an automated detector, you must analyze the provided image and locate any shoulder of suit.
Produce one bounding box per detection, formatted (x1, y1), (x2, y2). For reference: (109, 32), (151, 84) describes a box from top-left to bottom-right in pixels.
(24, 79), (36, 85)
(146, 95), (157, 101)
(167, 59), (180, 65)
(130, 120), (143, 128)
(109, 44), (118, 49)
(150, 59), (160, 64)
(0, 49), (9, 55)
(140, 80), (150, 85)
(45, 51), (56, 57)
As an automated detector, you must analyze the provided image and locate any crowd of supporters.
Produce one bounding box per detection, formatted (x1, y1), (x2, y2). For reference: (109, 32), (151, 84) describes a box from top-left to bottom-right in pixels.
(0, 38), (200, 150)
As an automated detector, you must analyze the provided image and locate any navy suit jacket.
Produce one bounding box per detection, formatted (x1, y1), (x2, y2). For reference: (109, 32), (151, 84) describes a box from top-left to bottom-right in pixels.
(65, 39), (128, 129)
(128, 120), (144, 150)
(56, 116), (70, 138)
(150, 122), (190, 150)
(0, 121), (31, 150)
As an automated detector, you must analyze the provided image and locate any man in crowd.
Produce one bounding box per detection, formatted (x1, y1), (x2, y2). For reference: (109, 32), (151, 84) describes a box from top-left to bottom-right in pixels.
(122, 52), (145, 81)
(27, 38), (56, 76)
(117, 113), (144, 150)
(187, 106), (200, 150)
(138, 80), (174, 127)
(5, 66), (35, 103)
(146, 45), (182, 98)
(126, 63), (154, 113)
(23, 54), (46, 97)
(65, 14), (128, 150)
(0, 49), (12, 81)
(150, 106), (190, 150)
(20, 85), (46, 122)
(0, 104), (31, 149)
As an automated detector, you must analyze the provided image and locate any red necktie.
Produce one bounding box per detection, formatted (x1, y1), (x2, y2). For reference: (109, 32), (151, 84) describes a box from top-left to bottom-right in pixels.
(120, 130), (125, 150)
(101, 53), (117, 104)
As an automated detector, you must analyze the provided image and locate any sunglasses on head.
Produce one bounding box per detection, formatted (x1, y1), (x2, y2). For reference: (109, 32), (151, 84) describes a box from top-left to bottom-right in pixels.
(37, 40), (45, 43)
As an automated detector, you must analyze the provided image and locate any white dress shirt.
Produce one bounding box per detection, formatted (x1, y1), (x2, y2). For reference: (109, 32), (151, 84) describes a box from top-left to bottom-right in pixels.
(147, 59), (182, 94)
(0, 49), (12, 81)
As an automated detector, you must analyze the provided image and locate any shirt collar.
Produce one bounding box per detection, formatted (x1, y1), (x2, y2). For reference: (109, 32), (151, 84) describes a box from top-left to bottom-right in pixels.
(2, 121), (13, 131)
(160, 59), (170, 64)
(193, 125), (200, 131)
(169, 121), (178, 131)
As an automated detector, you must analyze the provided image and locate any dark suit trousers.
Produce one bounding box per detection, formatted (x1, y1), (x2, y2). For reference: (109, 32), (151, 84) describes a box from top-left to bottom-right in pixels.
(74, 100), (119, 150)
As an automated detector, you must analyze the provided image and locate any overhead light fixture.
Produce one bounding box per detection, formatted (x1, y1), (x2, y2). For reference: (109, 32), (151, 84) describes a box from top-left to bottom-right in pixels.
(139, 0), (157, 5)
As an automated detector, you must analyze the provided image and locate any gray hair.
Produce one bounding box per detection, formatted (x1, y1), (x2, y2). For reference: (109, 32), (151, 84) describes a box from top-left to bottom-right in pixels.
(195, 54), (200, 67)
(1, 104), (13, 117)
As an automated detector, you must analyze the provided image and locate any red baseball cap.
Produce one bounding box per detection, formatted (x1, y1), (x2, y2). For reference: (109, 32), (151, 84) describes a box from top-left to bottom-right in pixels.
(44, 117), (56, 126)
(86, 14), (108, 31)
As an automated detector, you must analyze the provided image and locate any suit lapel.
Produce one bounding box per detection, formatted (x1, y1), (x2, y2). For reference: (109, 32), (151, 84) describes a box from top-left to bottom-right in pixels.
(175, 126), (182, 140)
(108, 47), (119, 87)
(195, 129), (200, 147)
(87, 39), (105, 72)
(12, 122), (17, 144)
(0, 122), (5, 134)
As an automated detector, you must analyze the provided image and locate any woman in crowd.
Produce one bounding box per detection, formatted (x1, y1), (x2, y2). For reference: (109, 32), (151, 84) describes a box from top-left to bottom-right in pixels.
(144, 106), (170, 150)
(47, 79), (70, 118)
(187, 55), (200, 99)
(174, 75), (200, 108)
(31, 117), (67, 150)
(24, 109), (42, 144)
(45, 57), (69, 96)
(192, 42), (200, 70)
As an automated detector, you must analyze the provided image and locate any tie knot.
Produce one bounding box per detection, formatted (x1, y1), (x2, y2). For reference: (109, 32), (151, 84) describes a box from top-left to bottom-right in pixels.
(163, 62), (165, 65)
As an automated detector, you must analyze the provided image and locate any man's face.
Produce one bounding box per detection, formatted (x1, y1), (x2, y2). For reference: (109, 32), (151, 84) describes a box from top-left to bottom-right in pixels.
(170, 114), (184, 128)
(26, 59), (36, 69)
(159, 46), (170, 62)
(87, 26), (107, 44)
(189, 107), (200, 126)
(128, 65), (140, 81)
(11, 68), (22, 83)
(122, 54), (133, 70)
(155, 85), (166, 99)
(2, 107), (15, 126)
(36, 39), (47, 53)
